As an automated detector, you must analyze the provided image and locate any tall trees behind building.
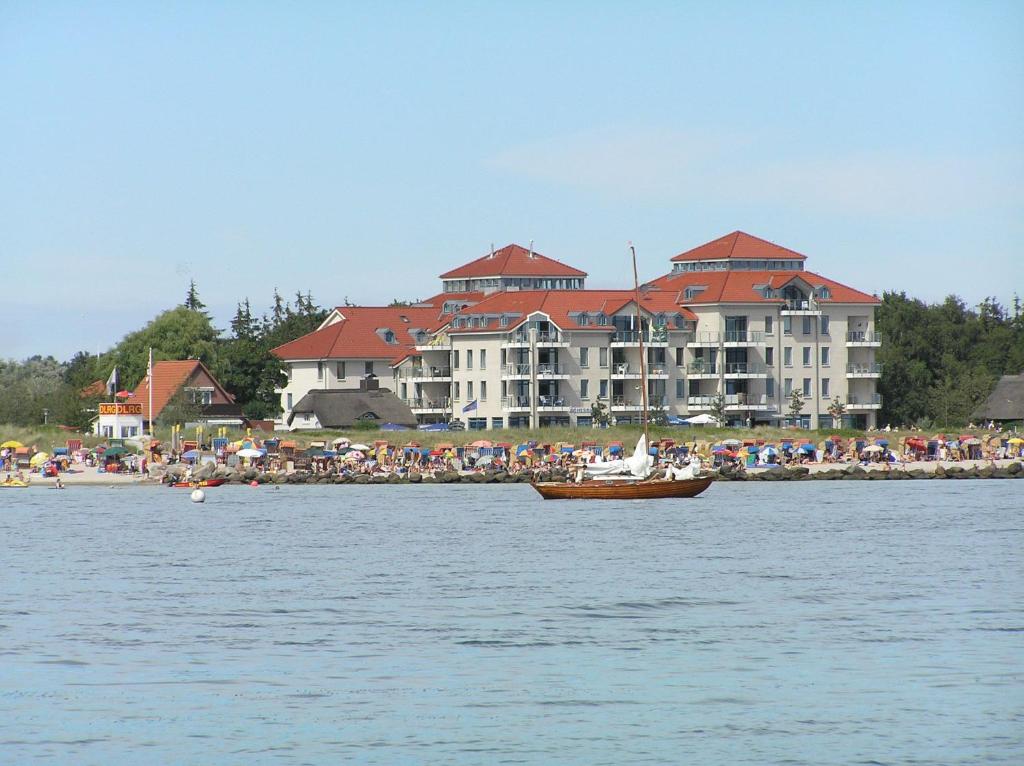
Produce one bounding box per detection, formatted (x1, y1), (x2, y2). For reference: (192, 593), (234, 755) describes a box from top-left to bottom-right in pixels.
(877, 293), (1024, 427)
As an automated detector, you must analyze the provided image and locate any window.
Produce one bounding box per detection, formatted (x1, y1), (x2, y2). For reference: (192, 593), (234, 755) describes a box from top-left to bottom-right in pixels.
(287, 393), (293, 410)
(400, 383), (407, 400)
(766, 347), (774, 366)
(468, 417), (487, 430)
(336, 361), (345, 379)
(491, 418), (504, 429)
(575, 416), (592, 428)
(453, 350), (460, 369)
(365, 361), (373, 376)
(467, 350), (473, 370)
(676, 379), (685, 399)
(675, 347), (685, 366)
(480, 381), (487, 401)
(802, 347), (811, 366)
(784, 347), (793, 366)
(599, 380), (608, 399)
(580, 379), (589, 399)
(784, 378), (793, 396)
(820, 315), (830, 335)
(821, 347), (830, 366)
(454, 382), (460, 400)
(467, 382), (474, 400)
(384, 330), (395, 344)
(317, 361), (324, 381)
(599, 348), (608, 368)
(766, 377), (775, 397)
(479, 350), (486, 370)
(765, 315), (774, 335)
(802, 316), (812, 335)
(783, 316), (792, 335)
(802, 378), (811, 396)
(580, 347), (589, 368)
(821, 378), (830, 397)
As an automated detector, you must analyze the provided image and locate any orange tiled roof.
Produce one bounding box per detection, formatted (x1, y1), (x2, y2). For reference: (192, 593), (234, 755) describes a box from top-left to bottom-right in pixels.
(444, 289), (697, 334)
(132, 360), (235, 421)
(439, 244), (587, 279)
(272, 306), (451, 361)
(671, 231), (808, 262)
(647, 269), (879, 304)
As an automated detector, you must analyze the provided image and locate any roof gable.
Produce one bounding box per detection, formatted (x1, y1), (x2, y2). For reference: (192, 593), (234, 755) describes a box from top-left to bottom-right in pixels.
(671, 231), (808, 262)
(131, 360), (235, 421)
(439, 244), (587, 280)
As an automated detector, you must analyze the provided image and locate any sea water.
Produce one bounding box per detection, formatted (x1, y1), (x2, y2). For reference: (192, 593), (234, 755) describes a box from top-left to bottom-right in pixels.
(0, 482), (1021, 765)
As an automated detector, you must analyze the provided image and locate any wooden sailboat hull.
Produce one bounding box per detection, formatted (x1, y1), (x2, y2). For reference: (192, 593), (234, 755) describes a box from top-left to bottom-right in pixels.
(532, 476), (713, 500)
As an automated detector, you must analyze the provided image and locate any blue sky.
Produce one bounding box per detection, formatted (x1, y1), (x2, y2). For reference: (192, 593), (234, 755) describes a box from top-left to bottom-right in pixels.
(2, 1), (1021, 361)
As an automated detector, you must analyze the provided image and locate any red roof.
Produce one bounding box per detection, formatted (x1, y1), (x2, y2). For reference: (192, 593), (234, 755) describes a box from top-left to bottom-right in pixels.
(439, 244), (587, 280)
(132, 360), (235, 422)
(647, 269), (879, 304)
(443, 289), (696, 334)
(272, 306), (450, 361)
(671, 231), (808, 262)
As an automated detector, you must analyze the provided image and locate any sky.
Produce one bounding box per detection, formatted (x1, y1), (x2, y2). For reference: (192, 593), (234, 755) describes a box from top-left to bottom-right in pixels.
(2, 1), (1022, 361)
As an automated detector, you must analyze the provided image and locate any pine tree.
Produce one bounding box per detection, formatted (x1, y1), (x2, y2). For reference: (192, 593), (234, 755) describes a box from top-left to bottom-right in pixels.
(271, 289), (286, 326)
(788, 390), (805, 424)
(184, 279), (206, 312)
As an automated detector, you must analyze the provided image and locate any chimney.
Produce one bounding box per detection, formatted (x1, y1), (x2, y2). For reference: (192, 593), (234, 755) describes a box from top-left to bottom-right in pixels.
(528, 239), (534, 259)
(360, 374), (379, 392)
(489, 243), (495, 259)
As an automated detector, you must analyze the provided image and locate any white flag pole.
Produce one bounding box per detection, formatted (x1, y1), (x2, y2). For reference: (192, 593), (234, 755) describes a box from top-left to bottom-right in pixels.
(148, 348), (155, 438)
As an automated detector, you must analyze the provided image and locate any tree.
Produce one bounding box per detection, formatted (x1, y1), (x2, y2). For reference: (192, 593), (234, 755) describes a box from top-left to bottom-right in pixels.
(788, 390), (805, 425)
(184, 279), (206, 313)
(590, 401), (610, 427)
(827, 396), (847, 429)
(106, 306), (221, 389)
(709, 393), (727, 424)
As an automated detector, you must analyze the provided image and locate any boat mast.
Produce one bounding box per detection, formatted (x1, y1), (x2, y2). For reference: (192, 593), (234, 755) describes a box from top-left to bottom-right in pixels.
(630, 243), (650, 449)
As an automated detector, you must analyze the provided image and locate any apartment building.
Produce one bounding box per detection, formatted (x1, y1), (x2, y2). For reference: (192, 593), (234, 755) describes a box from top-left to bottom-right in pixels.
(274, 233), (882, 430)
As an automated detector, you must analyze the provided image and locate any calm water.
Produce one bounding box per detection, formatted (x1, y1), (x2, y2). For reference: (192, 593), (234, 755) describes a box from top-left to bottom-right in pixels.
(1, 482), (1021, 765)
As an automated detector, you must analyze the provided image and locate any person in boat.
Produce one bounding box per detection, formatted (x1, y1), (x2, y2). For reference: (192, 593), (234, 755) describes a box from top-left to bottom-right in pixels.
(55, 477), (65, 489)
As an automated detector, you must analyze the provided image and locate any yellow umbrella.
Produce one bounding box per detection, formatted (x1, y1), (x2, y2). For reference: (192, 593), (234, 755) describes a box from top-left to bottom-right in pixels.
(1, 440), (24, 449)
(29, 452), (50, 466)
(1009, 438), (1024, 445)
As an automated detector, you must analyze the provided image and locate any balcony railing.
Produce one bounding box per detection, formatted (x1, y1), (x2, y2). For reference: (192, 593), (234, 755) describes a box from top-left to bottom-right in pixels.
(537, 395), (569, 409)
(611, 396), (667, 409)
(406, 398), (451, 411)
(847, 393), (883, 406)
(611, 329), (671, 345)
(502, 395), (531, 409)
(687, 395), (718, 408)
(687, 362), (718, 375)
(845, 331), (883, 344)
(724, 362), (768, 376)
(536, 363), (566, 376)
(723, 330), (765, 344)
(781, 298), (821, 313)
(846, 363), (883, 375)
(505, 330), (566, 345)
(724, 393), (769, 407)
(612, 363), (641, 377)
(688, 331), (721, 345)
(502, 363), (532, 376)
(400, 366), (452, 379)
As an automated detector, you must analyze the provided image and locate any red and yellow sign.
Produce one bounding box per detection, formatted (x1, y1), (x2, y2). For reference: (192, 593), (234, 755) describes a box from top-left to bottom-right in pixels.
(99, 402), (143, 416)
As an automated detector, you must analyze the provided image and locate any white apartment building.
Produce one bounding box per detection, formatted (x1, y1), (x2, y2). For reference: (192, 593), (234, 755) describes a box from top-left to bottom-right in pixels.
(274, 233), (883, 430)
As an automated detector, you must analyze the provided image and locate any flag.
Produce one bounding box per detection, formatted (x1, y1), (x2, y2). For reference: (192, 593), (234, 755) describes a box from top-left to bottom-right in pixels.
(106, 366), (119, 396)
(462, 399), (478, 413)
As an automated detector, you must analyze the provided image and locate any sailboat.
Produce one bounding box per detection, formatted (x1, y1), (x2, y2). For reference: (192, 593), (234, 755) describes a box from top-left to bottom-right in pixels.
(532, 245), (713, 501)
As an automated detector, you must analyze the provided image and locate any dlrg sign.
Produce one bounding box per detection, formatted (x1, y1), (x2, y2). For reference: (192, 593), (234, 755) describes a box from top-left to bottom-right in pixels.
(99, 403), (143, 416)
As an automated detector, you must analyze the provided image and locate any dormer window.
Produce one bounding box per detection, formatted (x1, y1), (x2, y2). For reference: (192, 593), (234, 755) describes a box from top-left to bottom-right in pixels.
(596, 313), (608, 326)
(384, 330), (396, 344)
(578, 314), (589, 326)
(817, 287), (831, 299)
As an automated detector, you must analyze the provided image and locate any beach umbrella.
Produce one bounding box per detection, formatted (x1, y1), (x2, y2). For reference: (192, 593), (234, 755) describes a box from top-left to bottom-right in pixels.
(470, 439), (493, 448)
(237, 448), (263, 458)
(29, 452), (50, 466)
(0, 440), (23, 448)
(104, 446), (129, 457)
(332, 437), (351, 446)
(348, 443), (371, 451)
(722, 438), (741, 447)
(799, 443), (815, 453)
(347, 450), (365, 460)
(181, 449), (200, 459)
(685, 413), (720, 425)
(863, 444), (884, 453)
(1008, 438), (1024, 445)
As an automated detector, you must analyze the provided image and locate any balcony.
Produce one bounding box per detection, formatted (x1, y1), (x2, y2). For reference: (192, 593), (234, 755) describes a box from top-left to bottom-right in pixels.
(610, 396), (667, 412)
(502, 363), (531, 379)
(723, 330), (766, 347)
(687, 395), (718, 410)
(845, 331), (883, 347)
(724, 362), (769, 379)
(611, 363), (642, 379)
(724, 393), (773, 411)
(502, 331), (569, 348)
(399, 366), (452, 382)
(501, 395), (531, 412)
(780, 298), (822, 316)
(847, 393), (883, 410)
(687, 331), (720, 347)
(610, 329), (669, 347)
(846, 363), (883, 378)
(501, 363), (570, 379)
(406, 398), (451, 414)
(537, 395), (570, 412)
(687, 362), (718, 378)
(414, 339), (452, 352)
(536, 363), (569, 379)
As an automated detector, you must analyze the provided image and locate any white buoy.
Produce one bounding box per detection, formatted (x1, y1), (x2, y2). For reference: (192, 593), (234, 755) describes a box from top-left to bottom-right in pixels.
(190, 489), (206, 503)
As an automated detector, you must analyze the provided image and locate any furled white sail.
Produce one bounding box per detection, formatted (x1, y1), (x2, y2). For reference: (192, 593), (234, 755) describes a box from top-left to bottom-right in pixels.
(582, 435), (653, 480)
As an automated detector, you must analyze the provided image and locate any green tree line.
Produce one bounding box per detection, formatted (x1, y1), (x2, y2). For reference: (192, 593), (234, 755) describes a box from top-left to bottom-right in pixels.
(1, 283), (327, 428)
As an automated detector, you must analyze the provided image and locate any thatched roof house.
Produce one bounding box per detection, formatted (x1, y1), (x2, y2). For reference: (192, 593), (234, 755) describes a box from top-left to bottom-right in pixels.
(286, 378), (417, 430)
(972, 374), (1024, 422)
